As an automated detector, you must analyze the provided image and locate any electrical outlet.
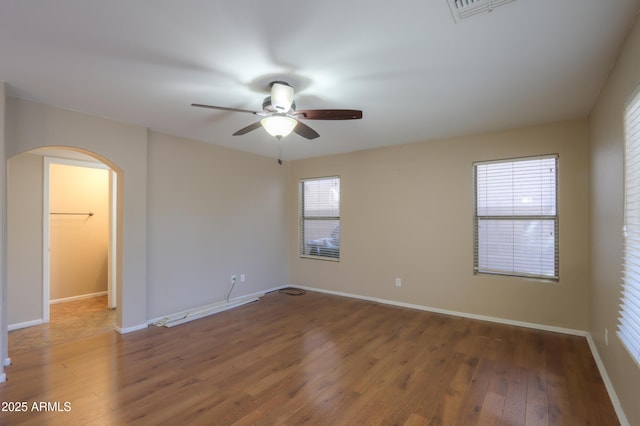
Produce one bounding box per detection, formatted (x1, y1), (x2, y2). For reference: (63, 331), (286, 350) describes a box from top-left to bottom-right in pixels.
(395, 277), (402, 287)
(240, 274), (246, 283)
(231, 275), (237, 284)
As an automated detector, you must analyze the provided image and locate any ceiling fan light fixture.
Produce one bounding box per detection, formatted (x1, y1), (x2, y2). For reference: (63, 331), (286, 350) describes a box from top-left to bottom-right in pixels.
(261, 115), (297, 139)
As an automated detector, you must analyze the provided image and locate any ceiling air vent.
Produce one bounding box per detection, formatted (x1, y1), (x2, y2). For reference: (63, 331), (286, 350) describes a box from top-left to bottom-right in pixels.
(447, 0), (515, 22)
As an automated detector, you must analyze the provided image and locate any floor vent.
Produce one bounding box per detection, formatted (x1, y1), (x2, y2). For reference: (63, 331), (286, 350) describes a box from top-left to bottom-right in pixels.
(447, 0), (515, 22)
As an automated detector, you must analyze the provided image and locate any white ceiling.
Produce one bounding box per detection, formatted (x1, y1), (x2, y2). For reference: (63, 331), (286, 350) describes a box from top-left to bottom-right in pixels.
(1, 1), (639, 161)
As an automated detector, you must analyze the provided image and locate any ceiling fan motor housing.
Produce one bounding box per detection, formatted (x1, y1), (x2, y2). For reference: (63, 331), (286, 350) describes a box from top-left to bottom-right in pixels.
(262, 96), (296, 113)
(269, 81), (295, 113)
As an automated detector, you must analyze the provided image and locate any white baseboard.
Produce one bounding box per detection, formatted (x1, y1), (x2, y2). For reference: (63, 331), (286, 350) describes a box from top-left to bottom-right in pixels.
(0, 373), (6, 383)
(148, 291), (270, 328)
(586, 335), (629, 426)
(8, 318), (45, 331)
(50, 291), (107, 305)
(120, 287), (287, 334)
(294, 285), (588, 336)
(115, 323), (148, 334)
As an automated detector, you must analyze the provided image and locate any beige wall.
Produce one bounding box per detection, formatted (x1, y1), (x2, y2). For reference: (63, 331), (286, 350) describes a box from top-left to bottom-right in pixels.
(289, 119), (590, 330)
(6, 153), (43, 326)
(589, 15), (640, 426)
(49, 163), (109, 301)
(146, 131), (289, 318)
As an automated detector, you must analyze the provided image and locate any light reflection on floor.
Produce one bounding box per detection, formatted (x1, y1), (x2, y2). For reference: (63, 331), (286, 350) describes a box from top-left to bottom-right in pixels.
(300, 327), (344, 412)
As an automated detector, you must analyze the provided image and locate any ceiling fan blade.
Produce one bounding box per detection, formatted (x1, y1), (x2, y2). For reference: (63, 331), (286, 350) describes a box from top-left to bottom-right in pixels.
(293, 120), (320, 140)
(233, 121), (263, 136)
(295, 109), (363, 120)
(191, 103), (259, 115)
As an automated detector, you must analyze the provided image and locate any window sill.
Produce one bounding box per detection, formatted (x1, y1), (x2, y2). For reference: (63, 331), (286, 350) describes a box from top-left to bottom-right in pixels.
(300, 255), (340, 262)
(474, 270), (558, 283)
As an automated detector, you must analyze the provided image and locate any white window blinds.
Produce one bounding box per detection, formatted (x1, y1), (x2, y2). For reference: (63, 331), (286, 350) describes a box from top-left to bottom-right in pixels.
(474, 155), (558, 280)
(620, 88), (640, 367)
(299, 177), (340, 259)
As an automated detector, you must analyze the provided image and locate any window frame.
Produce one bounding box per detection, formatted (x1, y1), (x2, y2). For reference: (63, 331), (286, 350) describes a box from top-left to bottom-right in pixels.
(473, 154), (559, 281)
(299, 176), (341, 261)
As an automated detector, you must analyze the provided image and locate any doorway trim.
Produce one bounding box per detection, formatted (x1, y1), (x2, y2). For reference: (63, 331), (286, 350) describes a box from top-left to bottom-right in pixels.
(43, 156), (116, 322)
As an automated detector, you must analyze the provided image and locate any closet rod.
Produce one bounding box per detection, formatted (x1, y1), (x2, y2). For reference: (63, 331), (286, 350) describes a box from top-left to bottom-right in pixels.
(50, 212), (94, 216)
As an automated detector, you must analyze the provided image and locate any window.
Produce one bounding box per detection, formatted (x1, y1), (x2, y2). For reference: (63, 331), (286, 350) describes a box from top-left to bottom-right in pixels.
(620, 87), (640, 367)
(473, 155), (558, 281)
(300, 176), (340, 260)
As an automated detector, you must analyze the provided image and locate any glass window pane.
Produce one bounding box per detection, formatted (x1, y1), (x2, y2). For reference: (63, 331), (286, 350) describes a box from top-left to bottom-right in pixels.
(476, 157), (556, 217)
(300, 177), (340, 260)
(303, 177), (340, 217)
(477, 219), (556, 278)
(303, 220), (340, 258)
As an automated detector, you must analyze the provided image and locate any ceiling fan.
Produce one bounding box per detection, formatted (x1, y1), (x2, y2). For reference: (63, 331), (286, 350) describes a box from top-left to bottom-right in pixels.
(191, 81), (363, 141)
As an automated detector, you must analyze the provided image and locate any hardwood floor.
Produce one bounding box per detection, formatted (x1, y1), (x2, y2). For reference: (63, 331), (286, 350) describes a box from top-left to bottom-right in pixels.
(0, 291), (618, 425)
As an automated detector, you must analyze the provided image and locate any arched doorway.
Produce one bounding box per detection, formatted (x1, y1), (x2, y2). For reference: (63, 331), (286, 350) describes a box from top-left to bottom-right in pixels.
(6, 147), (121, 356)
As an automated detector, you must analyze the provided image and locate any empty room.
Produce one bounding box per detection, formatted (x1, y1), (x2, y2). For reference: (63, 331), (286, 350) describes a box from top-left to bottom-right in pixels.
(0, 1), (640, 424)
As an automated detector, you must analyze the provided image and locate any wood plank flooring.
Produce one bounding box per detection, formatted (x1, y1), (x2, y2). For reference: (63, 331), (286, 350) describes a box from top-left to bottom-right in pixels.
(0, 290), (618, 425)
